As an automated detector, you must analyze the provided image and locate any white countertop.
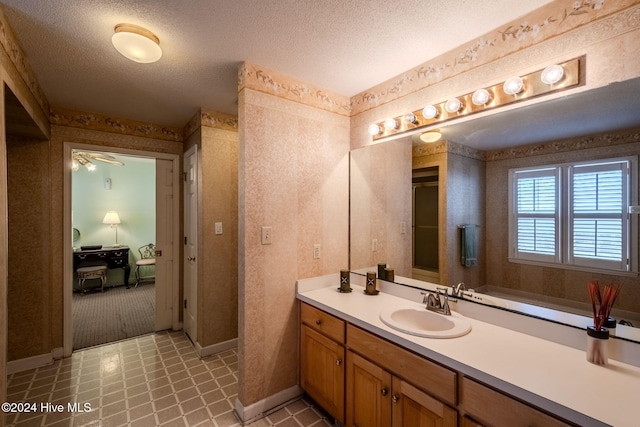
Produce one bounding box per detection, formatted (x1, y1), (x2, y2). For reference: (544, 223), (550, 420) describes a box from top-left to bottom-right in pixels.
(296, 274), (640, 427)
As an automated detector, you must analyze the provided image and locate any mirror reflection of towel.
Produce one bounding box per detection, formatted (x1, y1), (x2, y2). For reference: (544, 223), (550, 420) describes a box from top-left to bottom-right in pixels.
(461, 225), (477, 267)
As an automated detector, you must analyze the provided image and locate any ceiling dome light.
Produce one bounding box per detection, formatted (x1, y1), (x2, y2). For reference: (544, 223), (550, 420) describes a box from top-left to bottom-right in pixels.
(503, 76), (524, 95)
(112, 23), (162, 63)
(383, 118), (398, 131)
(472, 88), (491, 106)
(403, 113), (417, 124)
(444, 98), (463, 114)
(419, 131), (442, 143)
(541, 64), (564, 85)
(367, 123), (381, 136)
(422, 105), (439, 119)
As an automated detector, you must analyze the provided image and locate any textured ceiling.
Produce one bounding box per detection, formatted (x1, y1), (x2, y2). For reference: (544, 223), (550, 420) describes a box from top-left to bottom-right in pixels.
(0, 0), (554, 128)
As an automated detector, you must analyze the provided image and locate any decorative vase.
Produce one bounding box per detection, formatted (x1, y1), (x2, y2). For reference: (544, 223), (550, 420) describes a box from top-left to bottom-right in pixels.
(586, 326), (609, 366)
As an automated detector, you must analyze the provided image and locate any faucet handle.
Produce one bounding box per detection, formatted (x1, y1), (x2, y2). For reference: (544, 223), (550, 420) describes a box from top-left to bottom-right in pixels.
(420, 291), (428, 304)
(441, 297), (451, 315)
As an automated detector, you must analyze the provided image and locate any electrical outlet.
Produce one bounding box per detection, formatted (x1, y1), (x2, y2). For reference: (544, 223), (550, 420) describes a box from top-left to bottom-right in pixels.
(313, 243), (321, 259)
(215, 222), (223, 235)
(261, 226), (272, 244)
(400, 221), (407, 234)
(372, 238), (378, 252)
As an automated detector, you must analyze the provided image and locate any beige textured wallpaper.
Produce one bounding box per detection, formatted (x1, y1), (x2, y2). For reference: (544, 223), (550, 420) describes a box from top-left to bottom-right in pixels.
(238, 84), (350, 407)
(199, 125), (239, 347)
(6, 136), (52, 361)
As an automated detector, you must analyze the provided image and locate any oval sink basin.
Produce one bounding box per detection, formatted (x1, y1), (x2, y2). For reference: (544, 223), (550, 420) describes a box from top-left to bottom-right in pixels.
(379, 306), (471, 338)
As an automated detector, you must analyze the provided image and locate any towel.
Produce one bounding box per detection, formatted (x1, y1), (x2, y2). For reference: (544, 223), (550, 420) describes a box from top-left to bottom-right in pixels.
(460, 225), (477, 267)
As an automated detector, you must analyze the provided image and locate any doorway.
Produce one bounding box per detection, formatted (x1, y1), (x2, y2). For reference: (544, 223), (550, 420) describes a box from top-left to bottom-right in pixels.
(63, 142), (181, 356)
(71, 150), (156, 350)
(412, 167), (440, 283)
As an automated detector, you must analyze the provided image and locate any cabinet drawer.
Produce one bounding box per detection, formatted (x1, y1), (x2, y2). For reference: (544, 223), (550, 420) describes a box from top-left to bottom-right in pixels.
(347, 324), (457, 406)
(300, 302), (345, 344)
(461, 377), (573, 427)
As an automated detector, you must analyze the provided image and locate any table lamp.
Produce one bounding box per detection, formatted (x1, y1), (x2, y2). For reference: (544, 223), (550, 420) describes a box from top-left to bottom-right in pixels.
(102, 211), (121, 247)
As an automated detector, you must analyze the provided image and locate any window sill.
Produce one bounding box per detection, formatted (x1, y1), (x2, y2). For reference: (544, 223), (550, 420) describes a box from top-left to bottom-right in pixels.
(507, 257), (639, 277)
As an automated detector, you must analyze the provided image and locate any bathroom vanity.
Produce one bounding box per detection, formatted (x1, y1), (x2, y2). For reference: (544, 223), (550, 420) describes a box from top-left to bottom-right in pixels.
(296, 273), (640, 427)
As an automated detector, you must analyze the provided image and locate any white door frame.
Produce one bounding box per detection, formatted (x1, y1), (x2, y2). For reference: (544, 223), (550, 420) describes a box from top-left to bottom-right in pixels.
(62, 141), (181, 357)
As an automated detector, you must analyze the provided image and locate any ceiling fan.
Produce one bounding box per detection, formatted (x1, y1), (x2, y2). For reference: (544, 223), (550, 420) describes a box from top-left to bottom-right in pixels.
(72, 151), (124, 172)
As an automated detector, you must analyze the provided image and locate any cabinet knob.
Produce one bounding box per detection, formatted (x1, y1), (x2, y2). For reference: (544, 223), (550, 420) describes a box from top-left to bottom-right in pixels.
(381, 388), (388, 396)
(315, 319), (322, 325)
(336, 359), (342, 366)
(391, 394), (399, 403)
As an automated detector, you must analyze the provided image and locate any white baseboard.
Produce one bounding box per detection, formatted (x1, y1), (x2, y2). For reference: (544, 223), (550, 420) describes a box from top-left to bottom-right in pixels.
(52, 347), (64, 360)
(234, 385), (302, 424)
(195, 337), (238, 358)
(7, 351), (55, 375)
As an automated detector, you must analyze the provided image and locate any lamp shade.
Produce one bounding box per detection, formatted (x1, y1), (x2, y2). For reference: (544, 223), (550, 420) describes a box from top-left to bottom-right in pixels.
(102, 211), (121, 225)
(112, 24), (162, 63)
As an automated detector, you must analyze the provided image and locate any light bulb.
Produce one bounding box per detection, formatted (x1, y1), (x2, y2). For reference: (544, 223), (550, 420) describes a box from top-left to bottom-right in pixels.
(403, 113), (417, 124)
(444, 98), (463, 113)
(383, 118), (398, 131)
(503, 76), (524, 95)
(367, 123), (381, 136)
(541, 64), (564, 85)
(472, 89), (491, 106)
(422, 105), (439, 119)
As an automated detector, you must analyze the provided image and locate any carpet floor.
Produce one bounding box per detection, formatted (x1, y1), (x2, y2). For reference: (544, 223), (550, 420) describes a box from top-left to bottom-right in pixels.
(72, 282), (155, 350)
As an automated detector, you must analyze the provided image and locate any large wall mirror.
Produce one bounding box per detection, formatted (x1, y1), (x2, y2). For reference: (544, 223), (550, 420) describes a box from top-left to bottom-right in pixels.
(350, 78), (640, 343)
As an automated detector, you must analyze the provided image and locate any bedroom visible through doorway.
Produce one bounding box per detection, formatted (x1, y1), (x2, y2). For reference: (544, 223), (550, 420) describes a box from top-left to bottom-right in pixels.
(71, 151), (156, 349)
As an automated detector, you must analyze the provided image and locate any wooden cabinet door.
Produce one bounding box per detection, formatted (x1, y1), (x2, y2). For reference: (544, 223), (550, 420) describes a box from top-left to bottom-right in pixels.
(391, 377), (457, 427)
(300, 324), (345, 423)
(346, 351), (392, 427)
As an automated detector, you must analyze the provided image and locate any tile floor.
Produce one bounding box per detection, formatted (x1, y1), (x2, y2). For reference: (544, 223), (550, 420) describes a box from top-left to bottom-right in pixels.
(4, 331), (334, 426)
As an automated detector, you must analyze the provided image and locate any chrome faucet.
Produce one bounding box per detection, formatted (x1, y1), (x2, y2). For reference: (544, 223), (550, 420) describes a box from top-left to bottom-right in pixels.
(421, 288), (451, 316)
(452, 282), (466, 297)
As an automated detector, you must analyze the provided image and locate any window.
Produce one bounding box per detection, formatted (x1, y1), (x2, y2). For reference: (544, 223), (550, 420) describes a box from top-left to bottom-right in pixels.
(509, 157), (637, 273)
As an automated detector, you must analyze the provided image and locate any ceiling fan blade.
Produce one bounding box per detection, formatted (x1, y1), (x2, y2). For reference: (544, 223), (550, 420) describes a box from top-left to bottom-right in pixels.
(80, 152), (125, 166)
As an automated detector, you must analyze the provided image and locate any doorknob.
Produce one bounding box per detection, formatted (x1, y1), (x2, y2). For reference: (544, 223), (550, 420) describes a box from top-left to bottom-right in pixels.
(187, 256), (196, 262)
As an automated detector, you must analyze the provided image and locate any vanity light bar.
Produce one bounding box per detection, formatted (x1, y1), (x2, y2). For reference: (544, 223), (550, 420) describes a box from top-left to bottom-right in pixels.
(369, 57), (583, 141)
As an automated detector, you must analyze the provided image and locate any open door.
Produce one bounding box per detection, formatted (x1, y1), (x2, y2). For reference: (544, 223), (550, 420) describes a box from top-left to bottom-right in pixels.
(155, 158), (175, 330)
(183, 146), (197, 342)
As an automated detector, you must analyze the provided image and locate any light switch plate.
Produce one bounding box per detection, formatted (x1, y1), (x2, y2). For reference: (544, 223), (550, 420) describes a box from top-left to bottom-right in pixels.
(261, 226), (272, 244)
(215, 222), (223, 235)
